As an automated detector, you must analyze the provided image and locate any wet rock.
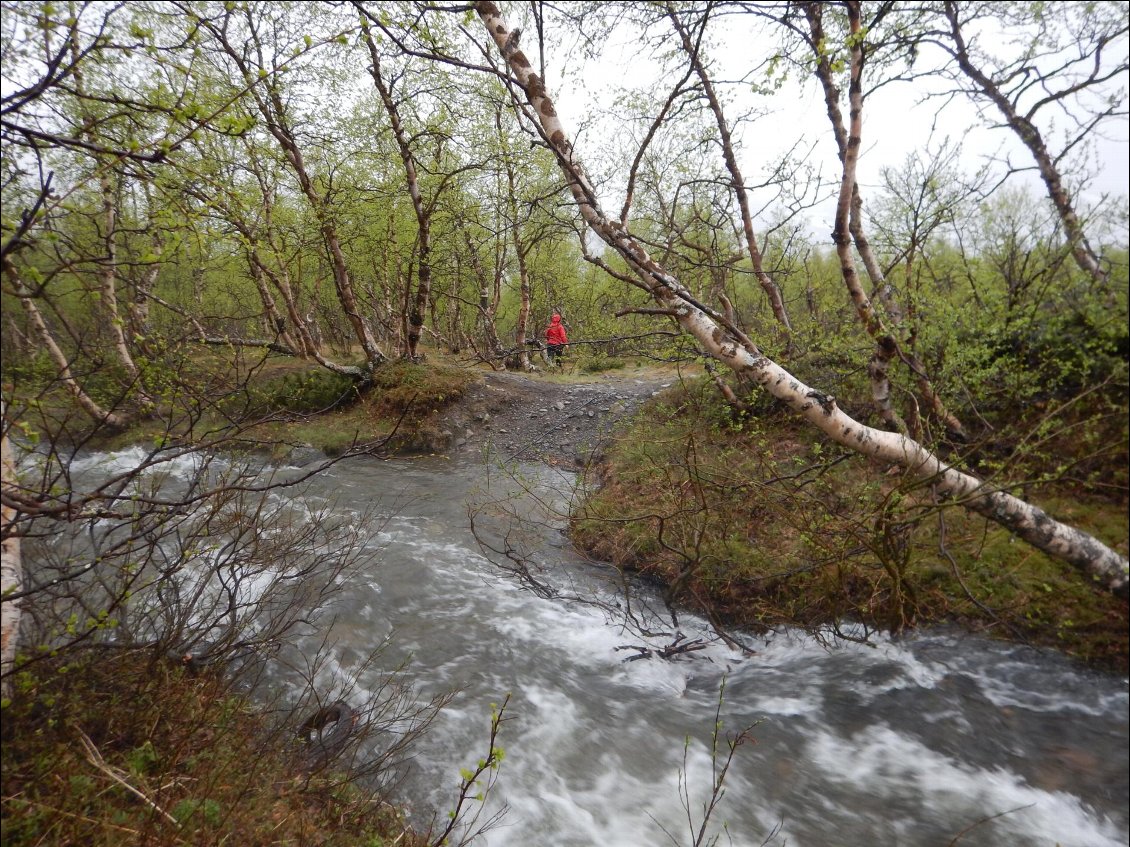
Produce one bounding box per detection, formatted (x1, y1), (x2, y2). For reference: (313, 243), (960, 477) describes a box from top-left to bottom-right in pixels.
(575, 446), (604, 465)
(288, 444), (325, 467)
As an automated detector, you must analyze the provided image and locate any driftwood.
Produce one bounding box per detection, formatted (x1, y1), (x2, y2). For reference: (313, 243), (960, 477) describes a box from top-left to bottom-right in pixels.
(615, 632), (709, 662)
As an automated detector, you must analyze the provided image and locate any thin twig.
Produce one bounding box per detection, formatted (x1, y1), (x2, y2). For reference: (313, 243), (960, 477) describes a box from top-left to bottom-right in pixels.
(947, 803), (1035, 845)
(76, 728), (180, 827)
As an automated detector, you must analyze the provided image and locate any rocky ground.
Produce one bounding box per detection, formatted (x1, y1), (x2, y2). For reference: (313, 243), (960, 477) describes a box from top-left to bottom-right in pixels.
(439, 368), (676, 466)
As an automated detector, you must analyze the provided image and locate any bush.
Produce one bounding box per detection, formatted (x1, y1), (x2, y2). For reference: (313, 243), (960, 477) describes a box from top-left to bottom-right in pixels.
(571, 377), (1130, 670)
(1, 654), (421, 847)
(261, 369), (360, 414)
(579, 354), (628, 374)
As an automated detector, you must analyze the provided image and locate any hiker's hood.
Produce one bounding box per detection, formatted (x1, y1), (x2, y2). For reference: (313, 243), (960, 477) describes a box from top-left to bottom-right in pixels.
(550, 314), (562, 324)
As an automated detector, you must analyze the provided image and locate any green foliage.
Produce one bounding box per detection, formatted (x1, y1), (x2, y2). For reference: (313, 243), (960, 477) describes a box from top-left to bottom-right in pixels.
(171, 798), (223, 827)
(0, 349), (60, 390)
(922, 274), (1128, 418)
(578, 353), (629, 374)
(255, 368), (361, 415)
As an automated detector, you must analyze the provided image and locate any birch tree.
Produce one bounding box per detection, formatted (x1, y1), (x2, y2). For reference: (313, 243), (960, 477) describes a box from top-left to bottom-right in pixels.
(932, 0), (1128, 288)
(360, 19), (439, 362)
(0, 401), (20, 698)
(0, 2), (176, 429)
(663, 3), (795, 336)
(469, 0), (1127, 596)
(788, 0), (967, 440)
(356, 4), (494, 362)
(188, 2), (386, 374)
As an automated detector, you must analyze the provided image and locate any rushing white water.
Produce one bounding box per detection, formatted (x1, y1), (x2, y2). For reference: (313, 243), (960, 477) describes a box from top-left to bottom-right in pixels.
(276, 454), (1128, 847)
(56, 447), (1130, 846)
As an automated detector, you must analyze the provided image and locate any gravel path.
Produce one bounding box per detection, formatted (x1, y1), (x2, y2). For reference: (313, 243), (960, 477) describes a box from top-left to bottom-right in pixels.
(441, 369), (675, 466)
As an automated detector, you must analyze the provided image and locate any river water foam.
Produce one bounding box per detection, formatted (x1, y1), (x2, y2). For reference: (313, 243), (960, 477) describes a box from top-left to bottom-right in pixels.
(280, 454), (1127, 847)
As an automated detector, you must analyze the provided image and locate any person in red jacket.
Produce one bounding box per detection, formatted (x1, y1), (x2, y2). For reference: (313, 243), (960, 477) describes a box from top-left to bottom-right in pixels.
(544, 312), (568, 366)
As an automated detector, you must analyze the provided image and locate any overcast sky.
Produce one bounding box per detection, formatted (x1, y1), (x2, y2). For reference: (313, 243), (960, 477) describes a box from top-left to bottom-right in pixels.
(542, 8), (1129, 238)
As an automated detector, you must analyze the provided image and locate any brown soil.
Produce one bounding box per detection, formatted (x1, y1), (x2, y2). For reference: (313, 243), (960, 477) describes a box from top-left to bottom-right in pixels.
(437, 367), (677, 466)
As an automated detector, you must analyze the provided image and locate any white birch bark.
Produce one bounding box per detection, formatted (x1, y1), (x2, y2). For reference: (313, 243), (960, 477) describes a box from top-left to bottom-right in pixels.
(473, 0), (1129, 597)
(4, 258), (130, 429)
(1, 401), (22, 697)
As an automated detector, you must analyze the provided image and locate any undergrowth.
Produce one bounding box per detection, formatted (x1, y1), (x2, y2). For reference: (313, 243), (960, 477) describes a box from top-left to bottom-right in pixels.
(1, 652), (420, 847)
(572, 373), (1129, 672)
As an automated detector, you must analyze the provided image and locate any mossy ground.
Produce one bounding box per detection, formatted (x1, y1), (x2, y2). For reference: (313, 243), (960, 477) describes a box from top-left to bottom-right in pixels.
(571, 375), (1129, 673)
(1, 652), (420, 847)
(235, 356), (482, 458)
(3, 349), (485, 459)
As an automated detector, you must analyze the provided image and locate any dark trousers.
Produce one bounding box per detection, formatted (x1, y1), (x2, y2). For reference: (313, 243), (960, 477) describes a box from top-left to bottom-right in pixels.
(547, 344), (564, 364)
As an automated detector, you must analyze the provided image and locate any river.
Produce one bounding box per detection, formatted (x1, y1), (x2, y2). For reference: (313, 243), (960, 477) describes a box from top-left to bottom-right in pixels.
(61, 446), (1129, 846)
(268, 452), (1128, 847)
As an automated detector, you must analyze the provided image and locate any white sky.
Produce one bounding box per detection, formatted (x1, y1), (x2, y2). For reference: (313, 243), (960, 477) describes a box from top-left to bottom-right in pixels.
(543, 8), (1129, 238)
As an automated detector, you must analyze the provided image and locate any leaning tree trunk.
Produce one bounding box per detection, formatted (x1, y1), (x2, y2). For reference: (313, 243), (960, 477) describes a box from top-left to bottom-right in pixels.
(248, 260), (299, 352)
(474, 0), (1128, 597)
(1, 400), (22, 697)
(4, 258), (130, 429)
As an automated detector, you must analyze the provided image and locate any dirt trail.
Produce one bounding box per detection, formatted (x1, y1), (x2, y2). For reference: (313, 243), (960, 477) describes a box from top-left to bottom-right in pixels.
(440, 368), (676, 466)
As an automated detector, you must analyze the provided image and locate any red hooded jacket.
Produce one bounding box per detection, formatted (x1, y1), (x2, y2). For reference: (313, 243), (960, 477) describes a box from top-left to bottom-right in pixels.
(545, 314), (568, 346)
